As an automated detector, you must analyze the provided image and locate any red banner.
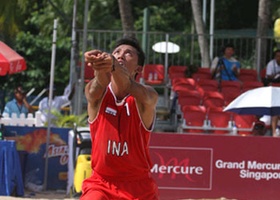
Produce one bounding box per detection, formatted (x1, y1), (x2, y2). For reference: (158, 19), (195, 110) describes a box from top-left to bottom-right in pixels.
(150, 133), (280, 200)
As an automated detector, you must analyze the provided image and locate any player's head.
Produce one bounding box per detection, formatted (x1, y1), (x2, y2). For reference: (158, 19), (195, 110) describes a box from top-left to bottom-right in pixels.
(113, 36), (145, 67)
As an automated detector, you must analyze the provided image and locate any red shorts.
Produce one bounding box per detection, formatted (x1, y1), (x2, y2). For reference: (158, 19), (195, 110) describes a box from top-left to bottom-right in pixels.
(80, 172), (159, 200)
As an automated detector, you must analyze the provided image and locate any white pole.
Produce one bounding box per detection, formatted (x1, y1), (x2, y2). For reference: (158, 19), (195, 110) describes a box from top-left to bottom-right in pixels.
(43, 18), (58, 191)
(70, 0), (77, 85)
(256, 37), (261, 81)
(26, 88), (35, 97)
(164, 34), (169, 83)
(209, 0), (215, 60)
(164, 34), (169, 108)
(76, 0), (89, 115)
(30, 89), (47, 106)
(70, 0), (78, 114)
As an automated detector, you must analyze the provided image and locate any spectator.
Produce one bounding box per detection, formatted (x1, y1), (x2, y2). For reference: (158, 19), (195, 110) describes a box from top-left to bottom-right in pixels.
(252, 116), (267, 136)
(2, 86), (34, 117)
(211, 44), (241, 81)
(38, 83), (75, 125)
(259, 115), (280, 137)
(264, 49), (280, 85)
(264, 49), (280, 136)
(271, 116), (280, 137)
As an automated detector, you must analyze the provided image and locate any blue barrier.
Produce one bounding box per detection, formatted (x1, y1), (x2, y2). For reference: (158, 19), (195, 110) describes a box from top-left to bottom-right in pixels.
(0, 140), (24, 196)
(4, 126), (70, 191)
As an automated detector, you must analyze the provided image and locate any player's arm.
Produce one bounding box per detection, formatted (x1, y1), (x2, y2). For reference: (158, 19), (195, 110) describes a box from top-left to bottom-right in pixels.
(84, 50), (111, 121)
(129, 81), (158, 129)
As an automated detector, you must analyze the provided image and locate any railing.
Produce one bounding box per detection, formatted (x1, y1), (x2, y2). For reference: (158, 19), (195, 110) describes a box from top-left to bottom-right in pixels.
(0, 112), (43, 127)
(76, 29), (277, 69)
(179, 119), (253, 135)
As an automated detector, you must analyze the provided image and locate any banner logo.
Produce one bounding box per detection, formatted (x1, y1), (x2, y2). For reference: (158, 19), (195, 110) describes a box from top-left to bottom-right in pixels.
(150, 146), (213, 190)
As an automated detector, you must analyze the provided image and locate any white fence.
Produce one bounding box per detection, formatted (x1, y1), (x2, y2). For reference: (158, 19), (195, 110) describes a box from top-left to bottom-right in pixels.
(0, 111), (44, 127)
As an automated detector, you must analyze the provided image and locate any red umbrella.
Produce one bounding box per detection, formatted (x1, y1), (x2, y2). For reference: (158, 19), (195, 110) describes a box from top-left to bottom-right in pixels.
(0, 41), (27, 76)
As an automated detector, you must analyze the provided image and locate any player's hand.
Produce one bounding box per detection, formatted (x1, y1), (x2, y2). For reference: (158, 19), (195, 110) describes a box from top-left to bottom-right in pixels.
(84, 50), (103, 64)
(85, 50), (114, 72)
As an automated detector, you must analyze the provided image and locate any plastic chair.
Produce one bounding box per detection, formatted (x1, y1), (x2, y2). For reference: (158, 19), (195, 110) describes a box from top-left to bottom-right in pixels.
(260, 67), (267, 82)
(177, 89), (202, 106)
(195, 85), (206, 97)
(169, 72), (187, 80)
(233, 114), (256, 135)
(181, 105), (207, 133)
(170, 78), (197, 108)
(242, 81), (263, 92)
(207, 108), (232, 134)
(196, 67), (211, 74)
(239, 69), (258, 82)
(143, 64), (165, 85)
(220, 80), (242, 94)
(168, 65), (187, 75)
(220, 90), (242, 105)
(270, 82), (280, 87)
(197, 79), (219, 92)
(172, 78), (197, 90)
(206, 106), (224, 112)
(202, 91), (225, 108)
(192, 68), (212, 81)
(192, 72), (212, 81)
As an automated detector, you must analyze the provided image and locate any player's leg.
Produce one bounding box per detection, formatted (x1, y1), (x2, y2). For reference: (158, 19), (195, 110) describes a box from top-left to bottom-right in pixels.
(80, 175), (111, 200)
(116, 177), (159, 200)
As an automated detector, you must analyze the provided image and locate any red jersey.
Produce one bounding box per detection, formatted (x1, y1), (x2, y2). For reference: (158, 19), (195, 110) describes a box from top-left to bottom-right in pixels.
(89, 84), (154, 181)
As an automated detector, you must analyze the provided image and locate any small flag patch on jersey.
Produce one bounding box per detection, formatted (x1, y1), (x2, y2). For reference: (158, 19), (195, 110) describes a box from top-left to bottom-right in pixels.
(105, 107), (117, 116)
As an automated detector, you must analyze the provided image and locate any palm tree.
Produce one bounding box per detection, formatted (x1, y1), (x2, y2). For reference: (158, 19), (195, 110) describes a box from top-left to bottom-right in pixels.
(190, 0), (210, 68)
(118, 0), (135, 37)
(0, 0), (27, 43)
(255, 0), (271, 77)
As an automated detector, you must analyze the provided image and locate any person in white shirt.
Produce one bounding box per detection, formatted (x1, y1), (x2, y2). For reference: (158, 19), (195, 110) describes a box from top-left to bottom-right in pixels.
(265, 50), (280, 135)
(38, 84), (74, 125)
(265, 49), (280, 84)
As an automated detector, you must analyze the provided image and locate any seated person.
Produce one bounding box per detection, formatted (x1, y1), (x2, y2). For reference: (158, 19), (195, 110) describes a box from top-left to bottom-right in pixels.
(2, 86), (34, 117)
(38, 83), (74, 125)
(264, 49), (280, 85)
(271, 115), (280, 137)
(252, 120), (266, 136)
(211, 44), (241, 81)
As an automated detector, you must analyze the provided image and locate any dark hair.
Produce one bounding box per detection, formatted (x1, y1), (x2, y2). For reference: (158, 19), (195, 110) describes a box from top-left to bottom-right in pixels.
(274, 49), (280, 57)
(252, 121), (266, 136)
(14, 85), (26, 94)
(222, 43), (235, 53)
(113, 37), (145, 66)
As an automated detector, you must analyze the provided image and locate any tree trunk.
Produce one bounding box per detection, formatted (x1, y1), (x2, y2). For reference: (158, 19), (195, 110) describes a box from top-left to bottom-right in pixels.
(255, 0), (271, 77)
(118, 0), (135, 37)
(190, 0), (210, 68)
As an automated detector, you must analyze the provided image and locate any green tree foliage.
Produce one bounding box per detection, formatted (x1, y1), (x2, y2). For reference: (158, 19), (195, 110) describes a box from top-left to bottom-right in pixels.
(272, 0), (280, 22)
(87, 0), (121, 30)
(0, 0), (26, 42)
(214, 0), (259, 30)
(44, 110), (88, 128)
(1, 0), (72, 94)
(1, 0), (280, 95)
(133, 1), (192, 32)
